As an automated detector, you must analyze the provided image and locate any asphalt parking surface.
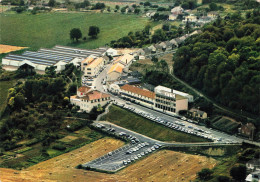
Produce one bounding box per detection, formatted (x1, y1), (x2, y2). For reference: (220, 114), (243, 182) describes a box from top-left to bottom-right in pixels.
(82, 122), (163, 172)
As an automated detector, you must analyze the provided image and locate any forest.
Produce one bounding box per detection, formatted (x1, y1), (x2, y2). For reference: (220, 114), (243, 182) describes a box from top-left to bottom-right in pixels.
(173, 10), (260, 115)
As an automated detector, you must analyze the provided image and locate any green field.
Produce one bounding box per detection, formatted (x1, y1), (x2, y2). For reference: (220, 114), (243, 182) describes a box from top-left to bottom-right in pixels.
(0, 12), (149, 50)
(102, 105), (209, 143)
(0, 80), (16, 112)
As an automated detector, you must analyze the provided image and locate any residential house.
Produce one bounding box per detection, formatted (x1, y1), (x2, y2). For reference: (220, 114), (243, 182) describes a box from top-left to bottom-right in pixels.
(106, 48), (118, 57)
(70, 86), (111, 113)
(169, 39), (178, 48)
(107, 63), (124, 81)
(238, 123), (256, 140)
(246, 159), (260, 172)
(113, 54), (134, 66)
(143, 47), (152, 55)
(189, 108), (207, 119)
(148, 45), (156, 53)
(169, 14), (178, 21)
(120, 84), (155, 108)
(245, 171), (260, 182)
(207, 11), (218, 19)
(182, 14), (198, 23)
(171, 6), (184, 15)
(159, 42), (167, 51)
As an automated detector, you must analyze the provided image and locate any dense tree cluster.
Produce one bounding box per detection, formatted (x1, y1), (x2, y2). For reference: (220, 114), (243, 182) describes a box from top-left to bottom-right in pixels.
(173, 11), (260, 115)
(0, 64), (82, 150)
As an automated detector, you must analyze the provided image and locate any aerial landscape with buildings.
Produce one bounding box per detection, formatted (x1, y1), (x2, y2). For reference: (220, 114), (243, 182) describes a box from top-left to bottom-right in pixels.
(0, 0), (259, 181)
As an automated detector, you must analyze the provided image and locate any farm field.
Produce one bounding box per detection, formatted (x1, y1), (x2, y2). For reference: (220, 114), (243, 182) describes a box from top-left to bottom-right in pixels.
(0, 80), (16, 112)
(0, 124), (104, 169)
(0, 138), (217, 182)
(0, 12), (149, 50)
(101, 105), (209, 143)
(0, 44), (27, 54)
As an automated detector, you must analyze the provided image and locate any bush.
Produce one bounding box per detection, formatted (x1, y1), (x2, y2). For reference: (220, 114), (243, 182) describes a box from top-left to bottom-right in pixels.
(52, 144), (66, 151)
(197, 168), (213, 180)
(217, 175), (230, 182)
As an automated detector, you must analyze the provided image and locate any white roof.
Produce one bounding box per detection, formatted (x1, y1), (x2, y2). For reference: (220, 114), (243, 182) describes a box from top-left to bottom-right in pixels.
(155, 85), (191, 97)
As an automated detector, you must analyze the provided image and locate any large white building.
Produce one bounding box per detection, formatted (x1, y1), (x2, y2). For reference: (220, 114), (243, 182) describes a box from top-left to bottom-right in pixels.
(154, 86), (188, 115)
(70, 86), (111, 113)
(155, 86), (193, 102)
(2, 45), (107, 73)
(119, 84), (190, 115)
(120, 84), (155, 108)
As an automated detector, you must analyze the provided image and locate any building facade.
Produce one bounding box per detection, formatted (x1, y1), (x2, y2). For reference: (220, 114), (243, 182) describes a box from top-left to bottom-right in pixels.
(82, 57), (104, 77)
(154, 86), (188, 115)
(120, 84), (155, 108)
(119, 84), (190, 115)
(70, 86), (111, 113)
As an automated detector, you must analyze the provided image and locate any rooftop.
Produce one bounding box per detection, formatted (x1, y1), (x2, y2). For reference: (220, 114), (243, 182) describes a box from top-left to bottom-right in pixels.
(86, 57), (104, 68)
(78, 86), (92, 93)
(108, 63), (124, 74)
(121, 84), (155, 99)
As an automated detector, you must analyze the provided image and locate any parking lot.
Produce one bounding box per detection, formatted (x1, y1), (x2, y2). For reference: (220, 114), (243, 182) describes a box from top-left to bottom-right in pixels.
(113, 101), (241, 144)
(82, 122), (163, 172)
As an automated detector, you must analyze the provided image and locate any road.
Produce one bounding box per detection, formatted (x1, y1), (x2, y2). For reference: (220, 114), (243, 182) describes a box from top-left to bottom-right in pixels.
(82, 120), (241, 172)
(111, 97), (260, 147)
(88, 60), (259, 148)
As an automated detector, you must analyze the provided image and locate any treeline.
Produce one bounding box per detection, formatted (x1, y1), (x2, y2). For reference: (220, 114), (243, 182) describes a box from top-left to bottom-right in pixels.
(110, 23), (187, 48)
(173, 11), (260, 115)
(202, 0), (260, 10)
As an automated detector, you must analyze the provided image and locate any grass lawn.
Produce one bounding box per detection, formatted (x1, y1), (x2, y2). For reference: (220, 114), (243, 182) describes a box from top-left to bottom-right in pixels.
(0, 80), (16, 112)
(0, 12), (149, 50)
(102, 105), (209, 143)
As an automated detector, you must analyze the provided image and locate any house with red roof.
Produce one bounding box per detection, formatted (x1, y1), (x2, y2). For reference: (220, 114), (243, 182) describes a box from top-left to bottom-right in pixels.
(70, 86), (111, 113)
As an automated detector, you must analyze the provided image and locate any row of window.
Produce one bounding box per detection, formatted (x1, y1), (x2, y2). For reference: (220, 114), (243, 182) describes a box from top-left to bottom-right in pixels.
(155, 104), (176, 113)
(122, 92), (154, 105)
(155, 99), (176, 106)
(125, 91), (153, 101)
(82, 97), (110, 103)
(156, 94), (175, 101)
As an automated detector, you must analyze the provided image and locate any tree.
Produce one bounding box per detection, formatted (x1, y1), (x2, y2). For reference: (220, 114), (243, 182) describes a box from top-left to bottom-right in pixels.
(88, 26), (100, 39)
(134, 8), (141, 14)
(217, 175), (230, 182)
(230, 165), (247, 181)
(115, 5), (120, 10)
(48, 0), (55, 7)
(151, 56), (158, 63)
(209, 2), (218, 11)
(197, 168), (213, 180)
(97, 104), (103, 112)
(45, 66), (56, 77)
(121, 7), (126, 13)
(70, 28), (82, 42)
(144, 1), (151, 6)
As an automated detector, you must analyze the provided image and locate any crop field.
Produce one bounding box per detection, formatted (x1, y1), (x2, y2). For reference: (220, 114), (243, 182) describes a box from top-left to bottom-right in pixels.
(0, 44), (27, 54)
(102, 105), (209, 143)
(0, 124), (104, 169)
(0, 138), (217, 182)
(0, 12), (149, 50)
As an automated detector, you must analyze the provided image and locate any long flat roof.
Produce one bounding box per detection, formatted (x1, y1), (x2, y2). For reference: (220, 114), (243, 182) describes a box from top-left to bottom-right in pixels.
(5, 55), (54, 66)
(22, 51), (73, 62)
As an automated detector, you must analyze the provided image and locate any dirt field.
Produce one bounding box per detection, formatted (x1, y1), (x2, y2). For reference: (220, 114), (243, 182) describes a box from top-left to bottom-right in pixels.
(0, 138), (217, 182)
(0, 44), (27, 54)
